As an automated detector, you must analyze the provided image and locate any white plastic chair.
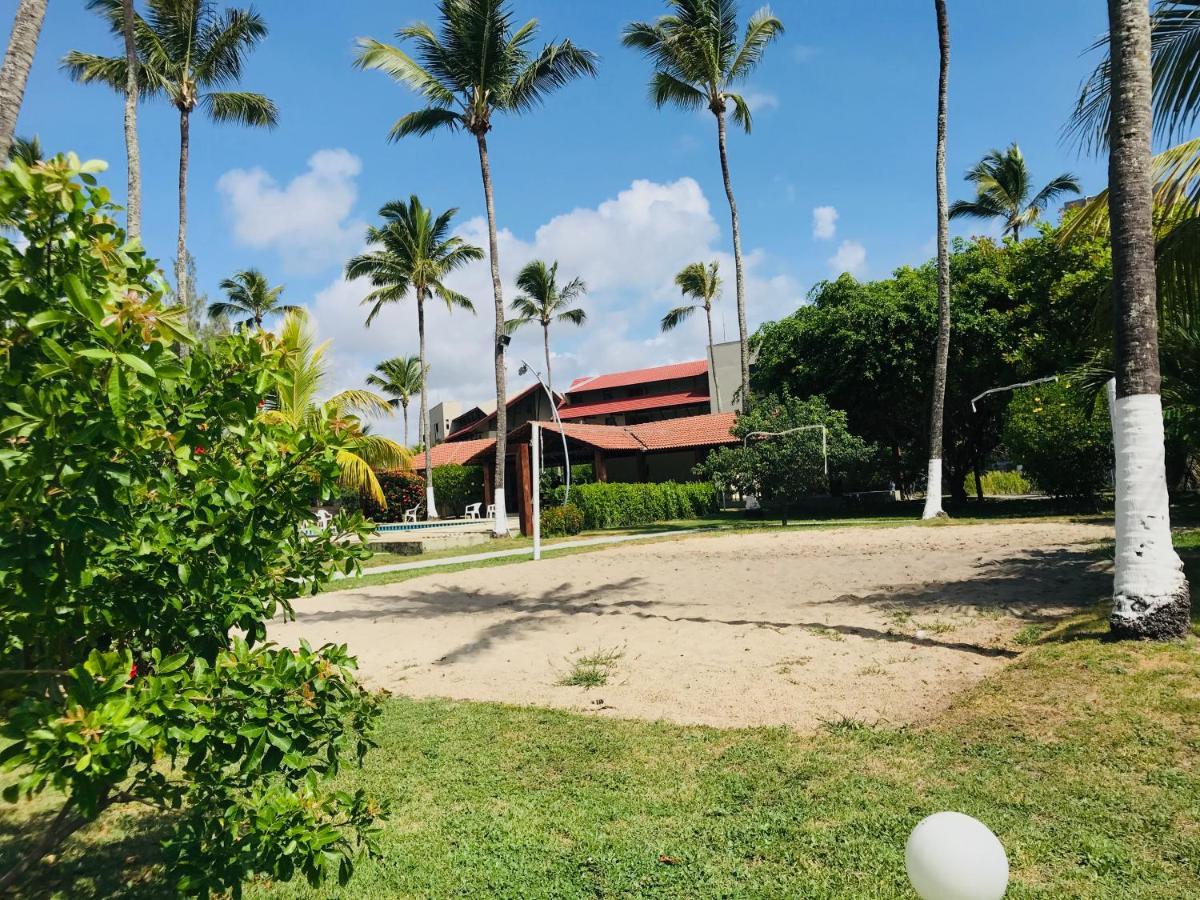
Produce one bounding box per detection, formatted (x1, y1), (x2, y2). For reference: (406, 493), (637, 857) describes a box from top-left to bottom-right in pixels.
(313, 509), (332, 528)
(486, 503), (496, 520)
(464, 502), (482, 519)
(403, 505), (422, 523)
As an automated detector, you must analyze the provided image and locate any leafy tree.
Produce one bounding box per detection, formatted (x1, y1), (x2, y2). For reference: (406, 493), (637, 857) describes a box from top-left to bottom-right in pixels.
(1003, 380), (1112, 498)
(623, 0), (783, 411)
(0, 155), (383, 894)
(699, 394), (876, 523)
(64, 0), (278, 309)
(662, 260), (724, 410)
(0, 0), (48, 160)
(346, 196), (481, 518)
(354, 0), (597, 536)
(367, 355), (424, 446)
(949, 144), (1081, 241)
(208, 267), (298, 330)
(506, 259), (587, 396)
(269, 310), (410, 507)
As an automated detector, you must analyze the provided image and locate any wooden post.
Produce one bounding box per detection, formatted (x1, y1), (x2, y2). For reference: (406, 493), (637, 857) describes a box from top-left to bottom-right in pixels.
(483, 462), (494, 506)
(593, 449), (607, 483)
(515, 441), (533, 536)
(637, 453), (650, 483)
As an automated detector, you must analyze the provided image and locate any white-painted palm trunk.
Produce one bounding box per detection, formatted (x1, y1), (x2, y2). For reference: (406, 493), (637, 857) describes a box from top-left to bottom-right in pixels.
(1107, 380), (1188, 637)
(921, 458), (944, 519)
(492, 491), (508, 537)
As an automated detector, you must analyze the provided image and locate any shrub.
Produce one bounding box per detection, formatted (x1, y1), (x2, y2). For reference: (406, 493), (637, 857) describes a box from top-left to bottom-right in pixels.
(541, 503), (584, 536)
(562, 481), (717, 529)
(432, 464), (484, 517)
(1003, 380), (1112, 498)
(0, 156), (383, 895)
(965, 469), (1032, 496)
(362, 468), (423, 521)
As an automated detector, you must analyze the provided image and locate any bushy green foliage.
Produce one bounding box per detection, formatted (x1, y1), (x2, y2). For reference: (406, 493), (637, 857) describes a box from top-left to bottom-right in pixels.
(561, 482), (717, 529)
(362, 468), (423, 521)
(699, 394), (876, 519)
(1003, 380), (1112, 498)
(966, 469), (1033, 496)
(0, 156), (383, 894)
(541, 503), (584, 536)
(431, 464), (484, 517)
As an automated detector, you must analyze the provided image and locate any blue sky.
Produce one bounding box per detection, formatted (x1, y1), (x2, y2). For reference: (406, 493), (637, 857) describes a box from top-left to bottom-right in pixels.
(12, 0), (1111, 439)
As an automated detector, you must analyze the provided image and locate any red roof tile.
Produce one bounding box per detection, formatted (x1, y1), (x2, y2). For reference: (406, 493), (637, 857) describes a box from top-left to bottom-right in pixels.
(566, 359), (707, 394)
(628, 412), (739, 451)
(557, 388), (710, 420)
(444, 382), (546, 442)
(411, 437), (496, 470)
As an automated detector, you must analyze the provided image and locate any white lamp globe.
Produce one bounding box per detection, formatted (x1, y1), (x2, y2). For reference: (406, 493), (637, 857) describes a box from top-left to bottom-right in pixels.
(905, 811), (1009, 900)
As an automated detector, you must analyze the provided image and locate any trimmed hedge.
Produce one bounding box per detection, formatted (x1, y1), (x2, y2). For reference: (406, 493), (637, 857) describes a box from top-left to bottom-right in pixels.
(559, 481), (717, 529)
(541, 503), (584, 536)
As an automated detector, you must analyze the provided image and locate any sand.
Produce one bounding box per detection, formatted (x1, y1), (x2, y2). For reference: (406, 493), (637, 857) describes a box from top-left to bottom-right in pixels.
(271, 521), (1112, 730)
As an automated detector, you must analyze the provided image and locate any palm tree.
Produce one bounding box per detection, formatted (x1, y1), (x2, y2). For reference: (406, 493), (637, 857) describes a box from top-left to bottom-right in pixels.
(354, 0), (597, 536)
(64, 0), (277, 309)
(120, 0), (140, 240)
(1104, 0), (1190, 639)
(6, 133), (40, 164)
(208, 269), (297, 330)
(662, 261), (724, 411)
(948, 144), (1081, 241)
(366, 355), (424, 447)
(506, 260), (587, 396)
(623, 1), (784, 412)
(0, 0), (48, 161)
(346, 196), (482, 520)
(923, 0), (952, 521)
(268, 311), (410, 509)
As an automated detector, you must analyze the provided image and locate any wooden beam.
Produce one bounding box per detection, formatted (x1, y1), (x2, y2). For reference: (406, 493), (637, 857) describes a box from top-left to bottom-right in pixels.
(515, 441), (533, 536)
(482, 463), (494, 506)
(593, 449), (607, 483)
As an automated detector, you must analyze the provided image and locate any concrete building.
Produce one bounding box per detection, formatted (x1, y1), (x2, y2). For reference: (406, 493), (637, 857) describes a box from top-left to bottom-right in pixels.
(428, 400), (461, 446)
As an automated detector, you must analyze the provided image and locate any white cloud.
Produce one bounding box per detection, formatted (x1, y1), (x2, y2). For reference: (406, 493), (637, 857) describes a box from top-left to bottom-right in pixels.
(742, 90), (779, 113)
(304, 177), (805, 442)
(812, 205), (838, 240)
(217, 149), (365, 275)
(828, 240), (867, 277)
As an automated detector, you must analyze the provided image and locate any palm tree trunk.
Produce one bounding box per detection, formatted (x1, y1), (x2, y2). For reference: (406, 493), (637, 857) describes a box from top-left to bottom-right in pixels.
(175, 108), (190, 311)
(401, 401), (409, 447)
(922, 0), (952, 521)
(477, 132), (508, 535)
(418, 292), (438, 519)
(714, 110), (749, 413)
(121, 0), (140, 241)
(705, 304), (723, 413)
(1106, 0), (1190, 639)
(543, 322), (553, 398)
(0, 0), (48, 161)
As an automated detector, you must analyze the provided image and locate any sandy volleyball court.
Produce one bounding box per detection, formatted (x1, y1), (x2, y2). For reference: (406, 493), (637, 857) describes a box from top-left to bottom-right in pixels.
(273, 522), (1112, 729)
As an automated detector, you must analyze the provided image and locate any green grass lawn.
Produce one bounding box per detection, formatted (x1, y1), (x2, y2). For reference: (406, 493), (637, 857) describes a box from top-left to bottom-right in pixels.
(5, 522), (1199, 898)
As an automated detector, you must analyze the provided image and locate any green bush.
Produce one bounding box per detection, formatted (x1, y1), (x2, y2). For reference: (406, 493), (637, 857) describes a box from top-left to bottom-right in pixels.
(965, 469), (1032, 496)
(362, 468), (423, 521)
(432, 464), (484, 517)
(561, 481), (717, 529)
(0, 156), (383, 895)
(1003, 380), (1112, 498)
(541, 503), (584, 536)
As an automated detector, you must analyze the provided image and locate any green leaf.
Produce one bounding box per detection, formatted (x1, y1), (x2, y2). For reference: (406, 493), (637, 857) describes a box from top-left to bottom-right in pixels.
(27, 310), (74, 332)
(64, 274), (103, 323)
(118, 353), (156, 377)
(107, 366), (125, 419)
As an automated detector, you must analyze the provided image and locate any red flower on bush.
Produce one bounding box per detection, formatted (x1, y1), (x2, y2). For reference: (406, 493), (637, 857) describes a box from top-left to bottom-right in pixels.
(194, 446), (207, 456)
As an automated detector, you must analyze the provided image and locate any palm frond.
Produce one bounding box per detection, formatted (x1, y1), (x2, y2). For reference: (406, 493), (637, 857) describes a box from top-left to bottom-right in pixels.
(727, 7), (784, 82)
(329, 389), (396, 419)
(650, 70), (706, 110)
(556, 307), (587, 326)
(1028, 172), (1081, 212)
(202, 91), (278, 127)
(506, 38), (599, 113)
(725, 91), (753, 132)
(661, 303), (698, 332)
(353, 38), (458, 106)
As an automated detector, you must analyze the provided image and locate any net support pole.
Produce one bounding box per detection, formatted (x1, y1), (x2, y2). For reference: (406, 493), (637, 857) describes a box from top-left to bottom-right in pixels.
(532, 422), (541, 561)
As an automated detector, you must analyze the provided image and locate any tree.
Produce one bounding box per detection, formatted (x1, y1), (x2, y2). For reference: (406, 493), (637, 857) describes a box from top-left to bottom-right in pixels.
(0, 154), (384, 895)
(120, 0), (140, 240)
(269, 311), (410, 507)
(949, 143), (1081, 241)
(662, 260), (724, 411)
(0, 0), (47, 160)
(354, 0), (597, 536)
(923, 0), (952, 519)
(208, 267), (298, 330)
(623, 0), (783, 412)
(506, 259), (587, 396)
(1104, 0), (1190, 639)
(367, 355), (424, 446)
(64, 0), (278, 310)
(6, 133), (40, 163)
(346, 196), (482, 518)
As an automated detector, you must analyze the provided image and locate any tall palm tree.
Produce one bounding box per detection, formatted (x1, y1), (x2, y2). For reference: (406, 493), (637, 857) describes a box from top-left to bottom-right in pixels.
(354, 0), (597, 536)
(208, 268), (297, 330)
(623, 1), (784, 413)
(1104, 0), (1190, 639)
(662, 261), (724, 412)
(120, 0), (140, 240)
(506, 259), (587, 397)
(64, 0), (277, 309)
(367, 355), (424, 447)
(346, 196), (482, 520)
(267, 311), (410, 509)
(923, 0), (952, 520)
(948, 144), (1081, 241)
(0, 0), (48, 161)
